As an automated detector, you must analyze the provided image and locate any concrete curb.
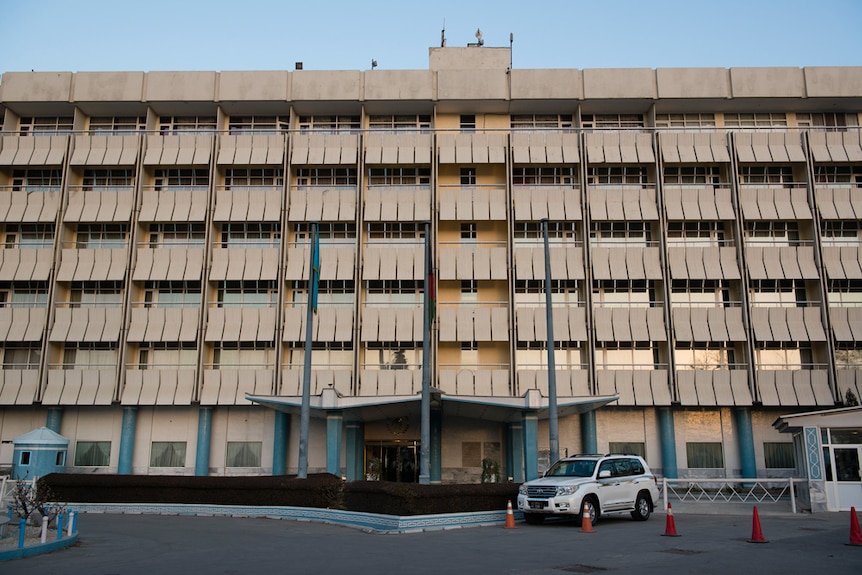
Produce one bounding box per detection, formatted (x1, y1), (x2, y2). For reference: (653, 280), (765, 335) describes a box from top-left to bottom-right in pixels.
(0, 532), (79, 561)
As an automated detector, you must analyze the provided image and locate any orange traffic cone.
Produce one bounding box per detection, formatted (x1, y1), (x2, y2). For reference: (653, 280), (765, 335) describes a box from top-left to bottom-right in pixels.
(747, 506), (768, 543)
(504, 500), (516, 529)
(579, 500), (594, 533)
(848, 506), (862, 546)
(661, 501), (681, 537)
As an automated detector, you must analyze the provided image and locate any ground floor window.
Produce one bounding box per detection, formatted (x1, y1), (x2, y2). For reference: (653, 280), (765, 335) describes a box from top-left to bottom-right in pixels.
(609, 441), (645, 458)
(763, 442), (795, 469)
(74, 441), (111, 466)
(226, 441), (262, 468)
(686, 442), (724, 468)
(150, 441), (187, 467)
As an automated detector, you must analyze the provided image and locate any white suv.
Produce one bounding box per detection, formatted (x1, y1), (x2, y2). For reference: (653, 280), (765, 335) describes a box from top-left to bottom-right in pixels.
(517, 454), (660, 526)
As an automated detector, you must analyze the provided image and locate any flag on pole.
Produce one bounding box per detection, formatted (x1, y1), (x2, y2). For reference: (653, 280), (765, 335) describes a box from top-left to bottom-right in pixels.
(311, 224), (320, 314)
(426, 229), (435, 322)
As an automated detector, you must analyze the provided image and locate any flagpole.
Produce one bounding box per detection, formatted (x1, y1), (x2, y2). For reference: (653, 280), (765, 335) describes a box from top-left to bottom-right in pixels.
(298, 221), (319, 479)
(419, 221), (432, 484)
(542, 218), (559, 465)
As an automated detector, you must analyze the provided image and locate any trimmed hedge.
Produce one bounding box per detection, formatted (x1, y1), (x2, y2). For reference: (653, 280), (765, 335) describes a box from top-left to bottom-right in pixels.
(39, 473), (520, 516)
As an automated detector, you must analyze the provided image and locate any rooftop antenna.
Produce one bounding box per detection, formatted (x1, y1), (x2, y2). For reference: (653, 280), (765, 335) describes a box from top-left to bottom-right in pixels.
(475, 28), (484, 46)
(371, 59), (378, 70)
(441, 20), (446, 47)
(509, 32), (514, 69)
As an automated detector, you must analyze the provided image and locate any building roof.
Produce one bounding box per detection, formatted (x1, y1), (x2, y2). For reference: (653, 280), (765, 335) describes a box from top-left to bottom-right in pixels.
(12, 426), (69, 446)
(773, 406), (862, 433)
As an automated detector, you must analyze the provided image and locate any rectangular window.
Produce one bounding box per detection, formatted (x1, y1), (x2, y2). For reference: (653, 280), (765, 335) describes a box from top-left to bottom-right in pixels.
(821, 221), (862, 246)
(828, 280), (862, 307)
(367, 167), (430, 186)
(289, 280), (355, 307)
(294, 168), (357, 187)
(363, 342), (421, 370)
(138, 342), (197, 369)
(663, 166), (721, 185)
(460, 167), (476, 185)
(74, 441), (111, 466)
(286, 342), (353, 367)
(510, 114), (573, 130)
(590, 221), (650, 246)
(581, 114), (644, 129)
(674, 344), (736, 369)
(226, 441), (263, 467)
(1, 344), (41, 369)
(19, 451), (31, 465)
(220, 222), (280, 248)
(515, 341), (583, 369)
(69, 281), (124, 308)
(88, 116), (145, 134)
(654, 113), (716, 128)
(595, 342), (657, 370)
(459, 115), (476, 132)
(738, 166), (794, 185)
(608, 442), (646, 457)
(217, 280), (277, 308)
(748, 279), (807, 306)
(813, 165), (862, 185)
(724, 113), (787, 128)
(670, 280), (731, 306)
(147, 223), (206, 248)
(513, 221), (578, 245)
(512, 166), (577, 185)
(149, 441), (187, 467)
(75, 224), (128, 249)
(366, 222), (423, 242)
(368, 115), (431, 132)
(224, 168), (284, 188)
(297, 115), (359, 134)
(754, 343), (812, 369)
(153, 168), (209, 191)
(763, 442), (795, 469)
(227, 116), (289, 135)
(11, 169), (62, 192)
(686, 442), (724, 468)
(0, 282), (49, 308)
(82, 169), (135, 190)
(212, 342), (275, 368)
(364, 280), (423, 305)
(666, 221), (727, 247)
(2, 223), (55, 249)
(835, 346), (862, 369)
(143, 281), (202, 308)
(63, 343), (118, 369)
(514, 279), (581, 306)
(19, 116), (73, 135)
(158, 116), (216, 134)
(292, 222), (356, 244)
(744, 221), (800, 246)
(796, 113), (857, 129)
(587, 166), (648, 185)
(593, 279), (654, 306)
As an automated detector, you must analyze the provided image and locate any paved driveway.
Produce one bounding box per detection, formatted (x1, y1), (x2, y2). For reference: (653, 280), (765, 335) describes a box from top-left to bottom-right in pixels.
(3, 510), (860, 574)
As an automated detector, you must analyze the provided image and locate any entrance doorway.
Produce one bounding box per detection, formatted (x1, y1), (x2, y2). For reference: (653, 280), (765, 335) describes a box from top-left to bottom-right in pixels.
(364, 440), (419, 482)
(823, 429), (862, 511)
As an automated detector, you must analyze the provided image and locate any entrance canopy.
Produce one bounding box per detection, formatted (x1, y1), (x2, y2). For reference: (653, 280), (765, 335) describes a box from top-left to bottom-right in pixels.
(247, 388), (618, 423)
(773, 405), (862, 433)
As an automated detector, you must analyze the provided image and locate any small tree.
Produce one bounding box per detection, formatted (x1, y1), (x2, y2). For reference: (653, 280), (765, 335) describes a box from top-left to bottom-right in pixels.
(9, 478), (66, 526)
(845, 388), (860, 407)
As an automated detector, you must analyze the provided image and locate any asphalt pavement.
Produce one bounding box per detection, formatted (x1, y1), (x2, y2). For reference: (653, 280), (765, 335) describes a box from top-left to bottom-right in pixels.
(2, 509), (860, 575)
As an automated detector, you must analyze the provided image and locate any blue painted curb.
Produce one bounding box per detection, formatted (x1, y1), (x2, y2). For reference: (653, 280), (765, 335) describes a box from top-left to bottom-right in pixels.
(0, 532), (79, 561)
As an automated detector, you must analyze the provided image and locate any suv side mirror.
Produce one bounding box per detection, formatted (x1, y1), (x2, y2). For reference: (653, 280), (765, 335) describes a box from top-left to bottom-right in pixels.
(599, 470), (612, 479)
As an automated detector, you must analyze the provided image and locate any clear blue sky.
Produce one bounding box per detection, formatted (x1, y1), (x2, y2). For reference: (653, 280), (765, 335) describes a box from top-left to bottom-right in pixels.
(1, 0), (860, 74)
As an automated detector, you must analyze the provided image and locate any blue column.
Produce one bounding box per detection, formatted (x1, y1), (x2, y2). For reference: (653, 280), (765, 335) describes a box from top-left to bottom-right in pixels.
(734, 407), (757, 478)
(326, 411), (343, 476)
(657, 407), (678, 479)
(118, 407), (137, 474)
(272, 411), (290, 476)
(523, 411), (539, 481)
(345, 420), (364, 481)
(194, 407), (213, 476)
(430, 408), (442, 483)
(580, 411), (597, 454)
(45, 407), (63, 433)
(507, 421), (525, 483)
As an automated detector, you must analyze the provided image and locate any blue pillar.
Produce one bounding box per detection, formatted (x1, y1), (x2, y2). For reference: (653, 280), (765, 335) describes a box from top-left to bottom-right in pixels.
(118, 407), (137, 474)
(523, 411), (539, 481)
(507, 421), (525, 483)
(430, 408), (442, 483)
(326, 411), (343, 476)
(657, 407), (678, 479)
(272, 411), (290, 476)
(734, 407), (757, 478)
(45, 407), (63, 433)
(580, 411), (597, 454)
(194, 407), (213, 476)
(345, 420), (364, 481)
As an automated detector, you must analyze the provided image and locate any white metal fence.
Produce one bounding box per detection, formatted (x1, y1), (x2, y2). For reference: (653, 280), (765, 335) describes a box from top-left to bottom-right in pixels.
(661, 477), (805, 513)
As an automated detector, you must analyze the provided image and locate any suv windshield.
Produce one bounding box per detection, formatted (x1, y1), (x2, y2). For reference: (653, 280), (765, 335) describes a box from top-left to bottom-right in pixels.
(545, 459), (597, 477)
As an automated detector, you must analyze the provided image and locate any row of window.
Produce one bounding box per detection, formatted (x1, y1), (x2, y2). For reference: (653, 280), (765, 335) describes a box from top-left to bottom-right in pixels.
(611, 441), (796, 469)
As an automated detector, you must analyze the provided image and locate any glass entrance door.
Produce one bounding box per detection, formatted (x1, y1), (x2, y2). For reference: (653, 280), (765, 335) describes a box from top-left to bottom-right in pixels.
(364, 441), (419, 483)
(823, 429), (862, 511)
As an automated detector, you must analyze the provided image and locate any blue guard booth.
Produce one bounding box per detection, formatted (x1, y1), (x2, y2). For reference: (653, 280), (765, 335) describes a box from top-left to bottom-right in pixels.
(11, 427), (70, 480)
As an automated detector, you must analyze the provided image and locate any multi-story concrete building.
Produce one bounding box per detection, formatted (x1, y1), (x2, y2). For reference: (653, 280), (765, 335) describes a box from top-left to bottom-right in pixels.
(0, 46), (860, 506)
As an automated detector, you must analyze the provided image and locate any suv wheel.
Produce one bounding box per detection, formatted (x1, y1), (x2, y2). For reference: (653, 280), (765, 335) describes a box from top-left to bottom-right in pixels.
(523, 513), (545, 525)
(580, 496), (599, 526)
(631, 491), (652, 521)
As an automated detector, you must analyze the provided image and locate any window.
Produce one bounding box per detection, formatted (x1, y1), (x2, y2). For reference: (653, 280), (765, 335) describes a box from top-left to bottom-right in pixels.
(367, 167), (430, 186)
(74, 441), (111, 466)
(516, 341), (583, 369)
(460, 167), (476, 185)
(294, 168), (357, 186)
(88, 116), (145, 134)
(223, 168), (284, 188)
(723, 113), (787, 128)
(828, 280), (862, 307)
(367, 222), (423, 242)
(75, 224), (127, 249)
(82, 169), (135, 190)
(590, 221), (650, 246)
(821, 221), (862, 246)
(460, 280), (478, 302)
(686, 442), (724, 468)
(2, 223), (54, 249)
(216, 280), (277, 307)
(460, 222), (477, 242)
(19, 451), (31, 465)
(588, 166), (648, 185)
(744, 221), (800, 246)
(290, 280), (355, 307)
(226, 442), (262, 467)
(212, 342), (275, 368)
(654, 114), (716, 128)
(147, 223), (206, 248)
(1, 344), (41, 369)
(158, 116), (216, 134)
(0, 282), (49, 308)
(512, 166), (577, 186)
(11, 169), (62, 192)
(56, 451), (65, 466)
(364, 342), (421, 370)
(69, 281), (124, 307)
(595, 342), (657, 370)
(834, 345), (862, 368)
(153, 169), (209, 190)
(143, 281), (202, 308)
(63, 343), (118, 369)
(738, 166), (794, 185)
(813, 165), (862, 185)
(593, 280), (654, 306)
(460, 115), (476, 132)
(754, 343), (812, 369)
(227, 116), (289, 134)
(748, 279), (807, 306)
(365, 280), (423, 305)
(286, 342), (353, 367)
(220, 223), (280, 247)
(150, 442), (187, 467)
(292, 222), (356, 244)
(581, 114), (644, 129)
(137, 342), (197, 369)
(514, 279), (580, 306)
(297, 115), (359, 134)
(796, 113), (857, 129)
(513, 221), (578, 246)
(608, 442), (646, 457)
(763, 442), (795, 468)
(368, 115), (431, 132)
(510, 114), (573, 130)
(666, 221), (727, 246)
(674, 343), (736, 369)
(663, 166), (721, 185)
(670, 280), (731, 306)
(19, 116), (73, 135)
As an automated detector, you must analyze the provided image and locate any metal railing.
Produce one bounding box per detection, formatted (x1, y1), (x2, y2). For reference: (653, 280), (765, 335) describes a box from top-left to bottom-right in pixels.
(661, 477), (804, 513)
